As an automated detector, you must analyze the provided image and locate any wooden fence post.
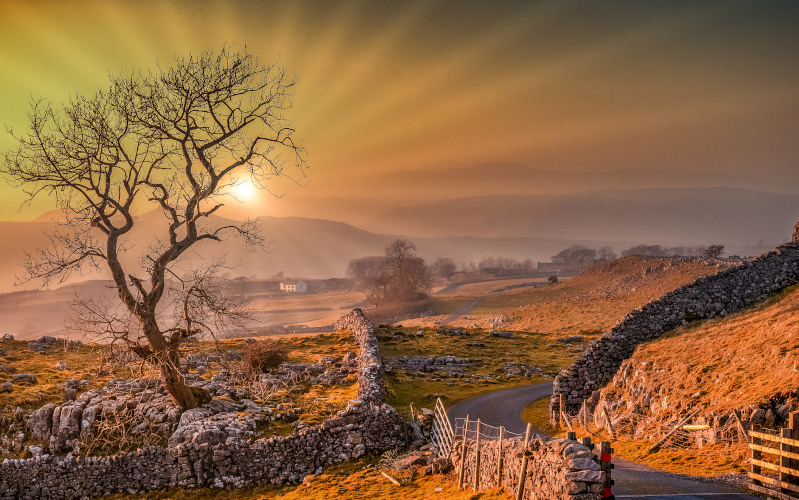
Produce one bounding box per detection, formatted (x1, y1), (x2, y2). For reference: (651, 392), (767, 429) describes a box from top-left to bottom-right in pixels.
(458, 415), (470, 490)
(790, 412), (799, 486)
(580, 436), (593, 449)
(751, 423), (762, 487)
(600, 441), (613, 498)
(559, 394), (564, 428)
(474, 419), (481, 491)
(497, 426), (504, 489)
(732, 409), (748, 441)
(567, 431), (576, 441)
(516, 423), (532, 500)
(781, 427), (792, 492)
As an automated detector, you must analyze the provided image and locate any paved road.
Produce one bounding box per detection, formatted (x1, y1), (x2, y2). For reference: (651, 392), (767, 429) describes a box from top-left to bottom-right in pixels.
(448, 383), (759, 499)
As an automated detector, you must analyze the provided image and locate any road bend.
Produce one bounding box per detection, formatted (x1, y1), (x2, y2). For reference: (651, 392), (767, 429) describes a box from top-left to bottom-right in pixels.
(447, 383), (759, 499)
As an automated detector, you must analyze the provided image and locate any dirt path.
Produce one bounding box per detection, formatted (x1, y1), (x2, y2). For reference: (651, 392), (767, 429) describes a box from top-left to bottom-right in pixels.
(448, 383), (759, 499)
(440, 296), (485, 325)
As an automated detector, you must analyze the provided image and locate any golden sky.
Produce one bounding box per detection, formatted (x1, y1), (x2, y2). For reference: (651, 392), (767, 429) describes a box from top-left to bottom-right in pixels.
(1, 0), (799, 220)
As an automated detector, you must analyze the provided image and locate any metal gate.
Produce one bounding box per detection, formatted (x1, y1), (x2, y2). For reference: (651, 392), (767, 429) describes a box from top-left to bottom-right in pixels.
(431, 397), (454, 458)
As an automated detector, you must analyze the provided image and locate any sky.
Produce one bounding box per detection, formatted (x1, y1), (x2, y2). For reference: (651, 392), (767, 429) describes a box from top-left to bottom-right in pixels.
(1, 0), (799, 220)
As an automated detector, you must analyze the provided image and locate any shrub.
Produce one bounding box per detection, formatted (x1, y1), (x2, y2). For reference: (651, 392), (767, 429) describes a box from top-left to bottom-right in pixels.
(243, 340), (288, 374)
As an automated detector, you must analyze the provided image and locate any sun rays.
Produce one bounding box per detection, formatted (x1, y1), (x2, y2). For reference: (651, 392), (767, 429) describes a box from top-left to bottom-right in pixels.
(0, 0), (798, 219)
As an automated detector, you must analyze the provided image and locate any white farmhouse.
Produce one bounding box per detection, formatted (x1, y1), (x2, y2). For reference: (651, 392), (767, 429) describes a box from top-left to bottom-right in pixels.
(280, 279), (308, 293)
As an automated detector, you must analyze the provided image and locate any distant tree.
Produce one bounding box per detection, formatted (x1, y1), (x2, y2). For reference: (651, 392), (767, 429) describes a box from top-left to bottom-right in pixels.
(622, 244), (666, 257)
(552, 245), (597, 269)
(704, 244), (725, 259)
(1, 47), (306, 410)
(429, 257), (457, 281)
(597, 246), (617, 263)
(346, 256), (387, 305)
(346, 239), (431, 308)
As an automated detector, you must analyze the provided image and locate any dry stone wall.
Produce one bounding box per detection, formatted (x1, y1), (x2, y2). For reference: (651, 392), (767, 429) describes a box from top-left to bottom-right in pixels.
(335, 308), (386, 405)
(552, 243), (799, 417)
(0, 310), (405, 500)
(449, 435), (604, 499)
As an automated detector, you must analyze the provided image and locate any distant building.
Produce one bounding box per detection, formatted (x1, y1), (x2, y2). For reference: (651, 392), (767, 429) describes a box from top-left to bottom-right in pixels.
(280, 279), (307, 293)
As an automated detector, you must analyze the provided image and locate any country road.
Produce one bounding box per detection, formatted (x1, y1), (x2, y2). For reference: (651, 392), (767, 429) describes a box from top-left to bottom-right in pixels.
(448, 383), (759, 499)
(440, 296), (485, 325)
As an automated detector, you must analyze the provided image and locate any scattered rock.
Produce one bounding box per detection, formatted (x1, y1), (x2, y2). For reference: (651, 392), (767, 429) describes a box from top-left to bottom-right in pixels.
(489, 330), (515, 338)
(12, 373), (36, 385)
(0, 381), (11, 393)
(55, 361), (68, 371)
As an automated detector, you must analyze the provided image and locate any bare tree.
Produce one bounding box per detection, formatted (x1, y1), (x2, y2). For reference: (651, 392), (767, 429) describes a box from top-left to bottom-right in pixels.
(1, 47), (306, 409)
(346, 239), (431, 309)
(704, 244), (725, 259)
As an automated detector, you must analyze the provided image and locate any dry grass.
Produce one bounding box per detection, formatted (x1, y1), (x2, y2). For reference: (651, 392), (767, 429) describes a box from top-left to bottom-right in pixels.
(448, 278), (550, 296)
(243, 290), (366, 329)
(0, 340), (119, 411)
(521, 397), (749, 477)
(405, 257), (727, 334)
(619, 283), (799, 415)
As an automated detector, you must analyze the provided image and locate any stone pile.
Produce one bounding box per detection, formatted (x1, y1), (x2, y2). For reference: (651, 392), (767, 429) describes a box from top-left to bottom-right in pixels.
(26, 378), (179, 454)
(552, 243), (799, 417)
(27, 336), (82, 353)
(449, 434), (605, 499)
(393, 355), (478, 374)
(503, 362), (543, 378)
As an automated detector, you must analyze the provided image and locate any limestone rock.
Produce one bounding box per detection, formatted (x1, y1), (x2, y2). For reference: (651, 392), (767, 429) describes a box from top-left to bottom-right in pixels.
(27, 403), (56, 440)
(12, 373), (36, 384)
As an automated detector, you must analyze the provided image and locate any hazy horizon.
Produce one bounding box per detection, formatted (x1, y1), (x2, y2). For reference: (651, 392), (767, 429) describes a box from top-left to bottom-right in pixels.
(2, 1), (799, 222)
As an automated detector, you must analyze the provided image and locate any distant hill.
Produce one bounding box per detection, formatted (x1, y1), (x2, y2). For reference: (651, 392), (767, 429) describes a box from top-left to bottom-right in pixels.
(364, 187), (799, 251)
(266, 164), (796, 226)
(0, 213), (633, 294)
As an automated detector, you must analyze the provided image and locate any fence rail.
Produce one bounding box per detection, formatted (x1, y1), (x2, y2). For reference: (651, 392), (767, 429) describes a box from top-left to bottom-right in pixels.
(431, 398), (454, 458)
(749, 412), (799, 499)
(450, 412), (613, 499)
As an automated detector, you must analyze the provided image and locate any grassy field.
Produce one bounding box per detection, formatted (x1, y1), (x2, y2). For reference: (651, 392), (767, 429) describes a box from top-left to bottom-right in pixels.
(377, 325), (585, 412)
(243, 290), (366, 330)
(404, 256), (728, 335)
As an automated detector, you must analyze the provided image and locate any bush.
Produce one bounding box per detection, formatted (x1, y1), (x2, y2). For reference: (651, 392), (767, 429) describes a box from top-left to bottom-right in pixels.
(243, 340), (288, 374)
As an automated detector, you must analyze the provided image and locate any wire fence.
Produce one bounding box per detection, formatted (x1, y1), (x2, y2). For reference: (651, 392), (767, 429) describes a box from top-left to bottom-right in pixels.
(454, 417), (525, 442)
(557, 398), (750, 454)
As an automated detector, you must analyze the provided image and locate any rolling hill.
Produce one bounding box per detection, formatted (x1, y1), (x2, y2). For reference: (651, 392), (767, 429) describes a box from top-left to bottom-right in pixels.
(363, 187), (799, 252)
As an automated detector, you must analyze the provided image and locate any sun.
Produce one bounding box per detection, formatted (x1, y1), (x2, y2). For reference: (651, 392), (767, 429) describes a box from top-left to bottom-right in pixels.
(231, 179), (258, 201)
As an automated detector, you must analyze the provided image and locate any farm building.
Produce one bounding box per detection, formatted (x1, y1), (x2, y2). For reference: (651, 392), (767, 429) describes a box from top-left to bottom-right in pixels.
(280, 279), (308, 293)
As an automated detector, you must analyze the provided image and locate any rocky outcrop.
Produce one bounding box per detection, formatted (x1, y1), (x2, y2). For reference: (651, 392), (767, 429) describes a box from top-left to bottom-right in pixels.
(1, 406), (404, 499)
(552, 243), (799, 418)
(1, 310), (406, 499)
(449, 434), (605, 499)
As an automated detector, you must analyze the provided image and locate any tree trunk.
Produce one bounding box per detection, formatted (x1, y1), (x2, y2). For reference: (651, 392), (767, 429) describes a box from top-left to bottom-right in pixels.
(140, 313), (199, 410)
(160, 358), (198, 410)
